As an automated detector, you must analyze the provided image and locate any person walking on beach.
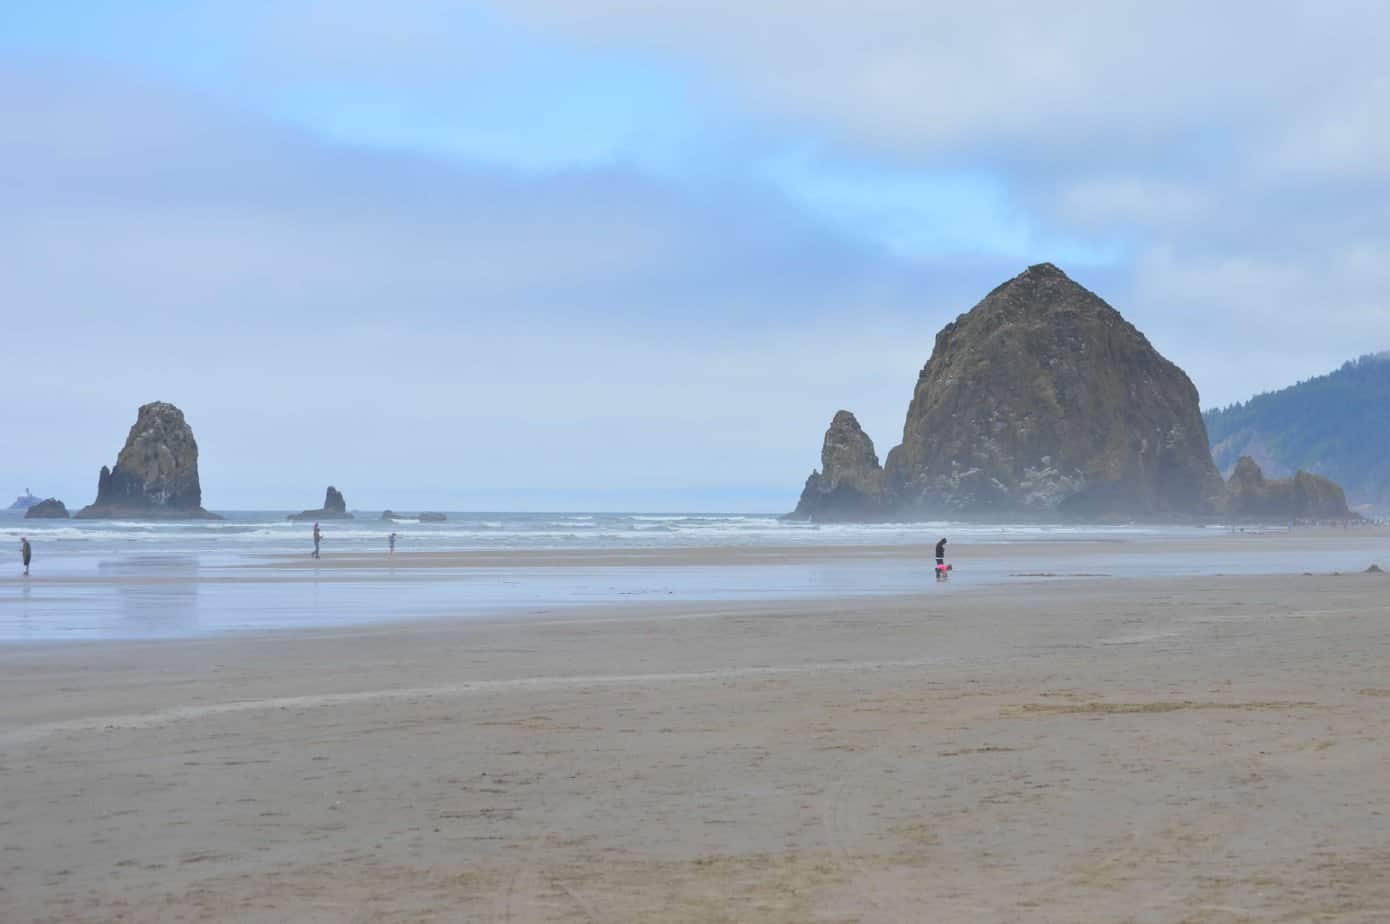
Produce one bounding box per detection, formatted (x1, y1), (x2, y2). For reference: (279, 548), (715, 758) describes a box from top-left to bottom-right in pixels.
(20, 536), (31, 576)
(388, 532), (397, 555)
(935, 537), (947, 567)
(312, 522), (322, 559)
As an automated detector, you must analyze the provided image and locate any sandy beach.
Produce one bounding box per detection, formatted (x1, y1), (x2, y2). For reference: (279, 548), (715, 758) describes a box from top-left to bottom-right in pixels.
(3, 537), (1390, 922)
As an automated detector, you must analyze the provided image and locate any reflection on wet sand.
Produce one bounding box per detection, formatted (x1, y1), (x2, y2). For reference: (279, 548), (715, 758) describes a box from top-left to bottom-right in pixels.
(102, 556), (201, 635)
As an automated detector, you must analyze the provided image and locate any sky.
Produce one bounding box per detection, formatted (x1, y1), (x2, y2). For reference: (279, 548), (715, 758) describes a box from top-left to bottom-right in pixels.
(3, 1), (1387, 511)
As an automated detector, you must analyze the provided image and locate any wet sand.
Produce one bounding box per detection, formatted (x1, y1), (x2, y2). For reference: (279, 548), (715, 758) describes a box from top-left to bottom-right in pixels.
(3, 554), (1390, 922)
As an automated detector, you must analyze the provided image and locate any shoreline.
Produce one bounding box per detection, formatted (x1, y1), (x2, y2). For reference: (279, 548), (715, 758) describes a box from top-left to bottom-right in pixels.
(4, 532), (1388, 644)
(3, 568), (1390, 920)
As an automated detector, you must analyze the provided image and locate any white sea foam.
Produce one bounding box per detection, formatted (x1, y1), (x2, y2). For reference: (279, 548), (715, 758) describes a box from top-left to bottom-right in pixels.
(0, 510), (1215, 563)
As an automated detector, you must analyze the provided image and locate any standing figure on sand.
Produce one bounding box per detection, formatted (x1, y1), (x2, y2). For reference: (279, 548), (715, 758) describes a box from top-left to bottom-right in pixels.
(388, 532), (397, 555)
(20, 537), (32, 576)
(312, 522), (322, 559)
(935, 537), (952, 581)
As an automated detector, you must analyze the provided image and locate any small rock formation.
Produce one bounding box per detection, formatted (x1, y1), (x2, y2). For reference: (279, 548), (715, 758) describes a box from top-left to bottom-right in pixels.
(75, 402), (218, 519)
(381, 509), (446, 521)
(790, 411), (887, 521)
(1222, 456), (1352, 520)
(289, 486), (353, 521)
(24, 498), (69, 519)
(8, 489), (40, 511)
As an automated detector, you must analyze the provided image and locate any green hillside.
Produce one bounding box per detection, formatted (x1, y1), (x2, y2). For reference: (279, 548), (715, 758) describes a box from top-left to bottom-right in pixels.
(1204, 352), (1390, 512)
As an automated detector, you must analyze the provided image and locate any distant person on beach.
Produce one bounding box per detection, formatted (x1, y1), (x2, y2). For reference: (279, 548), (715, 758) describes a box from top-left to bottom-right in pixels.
(312, 522), (321, 559)
(388, 532), (397, 555)
(20, 536), (31, 576)
(935, 537), (947, 567)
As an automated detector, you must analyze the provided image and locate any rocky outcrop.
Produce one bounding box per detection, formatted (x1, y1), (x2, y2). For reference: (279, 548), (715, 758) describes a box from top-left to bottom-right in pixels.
(1224, 456), (1351, 520)
(75, 402), (218, 519)
(289, 486), (353, 521)
(24, 498), (69, 519)
(789, 263), (1230, 521)
(790, 411), (887, 521)
(381, 509), (446, 522)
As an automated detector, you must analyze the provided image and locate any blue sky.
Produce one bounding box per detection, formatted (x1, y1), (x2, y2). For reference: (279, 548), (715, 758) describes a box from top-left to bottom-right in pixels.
(3, 2), (1387, 510)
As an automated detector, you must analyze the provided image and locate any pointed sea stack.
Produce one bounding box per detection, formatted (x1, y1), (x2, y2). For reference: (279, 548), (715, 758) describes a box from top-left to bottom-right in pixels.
(75, 402), (218, 519)
(290, 486), (354, 521)
(790, 411), (887, 521)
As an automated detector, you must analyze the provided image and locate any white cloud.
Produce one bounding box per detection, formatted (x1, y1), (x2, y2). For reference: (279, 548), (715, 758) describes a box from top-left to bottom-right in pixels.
(506, 1), (1386, 165)
(0, 62), (951, 510)
(1055, 177), (1207, 230)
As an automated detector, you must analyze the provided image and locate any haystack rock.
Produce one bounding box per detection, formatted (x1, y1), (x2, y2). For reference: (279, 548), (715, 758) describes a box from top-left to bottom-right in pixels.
(790, 264), (1230, 521)
(75, 402), (218, 519)
(790, 411), (887, 520)
(1224, 456), (1351, 520)
(290, 486), (353, 521)
(24, 498), (69, 519)
(883, 263), (1224, 517)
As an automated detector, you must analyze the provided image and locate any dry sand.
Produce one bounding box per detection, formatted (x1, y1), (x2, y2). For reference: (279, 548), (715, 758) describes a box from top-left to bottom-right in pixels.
(3, 558), (1390, 921)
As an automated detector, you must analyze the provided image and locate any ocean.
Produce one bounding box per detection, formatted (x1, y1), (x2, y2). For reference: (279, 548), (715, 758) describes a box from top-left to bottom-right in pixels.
(1, 509), (1206, 563)
(0, 511), (1375, 642)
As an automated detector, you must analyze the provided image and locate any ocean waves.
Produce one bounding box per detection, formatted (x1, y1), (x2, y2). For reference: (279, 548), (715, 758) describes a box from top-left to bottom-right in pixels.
(0, 510), (1203, 560)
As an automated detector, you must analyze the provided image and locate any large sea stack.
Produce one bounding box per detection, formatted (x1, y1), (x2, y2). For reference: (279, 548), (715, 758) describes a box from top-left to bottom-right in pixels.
(792, 264), (1227, 521)
(75, 402), (218, 520)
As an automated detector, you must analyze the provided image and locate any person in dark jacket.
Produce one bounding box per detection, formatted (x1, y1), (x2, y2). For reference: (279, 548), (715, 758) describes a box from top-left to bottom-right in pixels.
(935, 537), (947, 567)
(312, 522), (322, 559)
(20, 536), (32, 576)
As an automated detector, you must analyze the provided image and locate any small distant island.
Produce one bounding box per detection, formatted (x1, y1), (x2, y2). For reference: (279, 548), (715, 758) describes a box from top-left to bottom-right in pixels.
(381, 510), (448, 522)
(290, 486), (354, 522)
(24, 498), (70, 519)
